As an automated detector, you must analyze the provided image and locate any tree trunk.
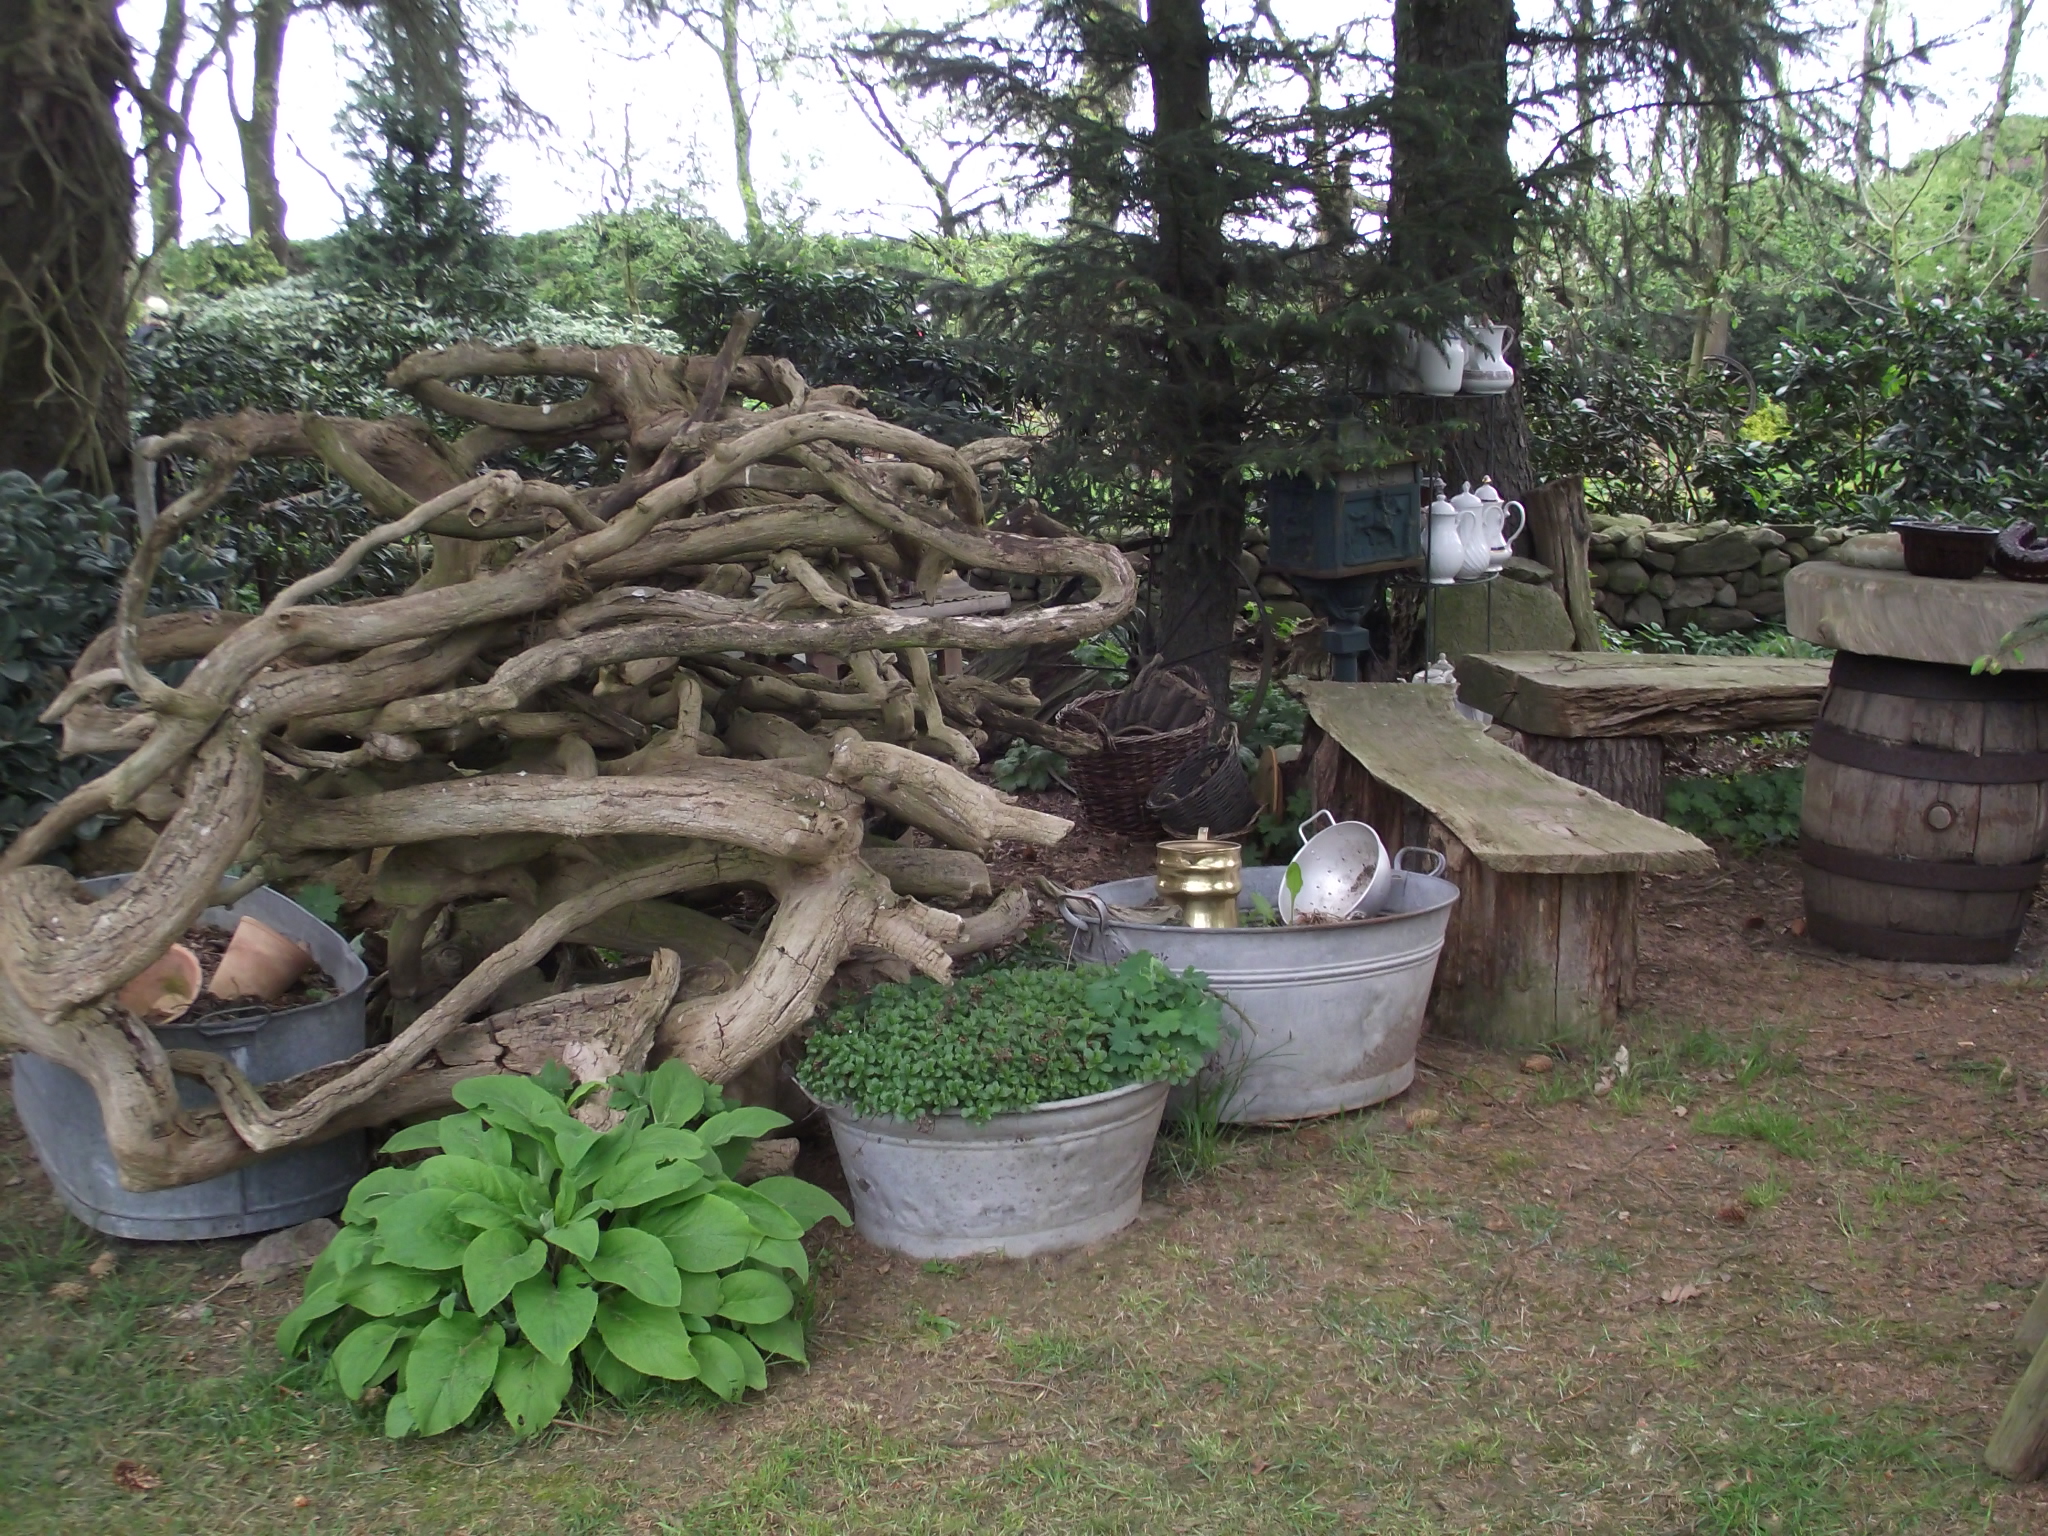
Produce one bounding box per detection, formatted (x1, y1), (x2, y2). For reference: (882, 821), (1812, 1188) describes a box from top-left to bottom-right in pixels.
(1385, 0), (1533, 505)
(1957, 0), (2031, 265)
(142, 0), (190, 264)
(231, 0), (300, 273)
(716, 0), (765, 247)
(2030, 133), (2048, 304)
(1144, 0), (1245, 705)
(0, 0), (134, 490)
(1852, 0), (1889, 200)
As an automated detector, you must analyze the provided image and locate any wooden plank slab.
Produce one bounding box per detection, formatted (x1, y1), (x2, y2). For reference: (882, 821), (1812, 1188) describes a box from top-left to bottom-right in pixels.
(1455, 651), (1831, 737)
(1298, 681), (1715, 875)
(1787, 562), (2048, 670)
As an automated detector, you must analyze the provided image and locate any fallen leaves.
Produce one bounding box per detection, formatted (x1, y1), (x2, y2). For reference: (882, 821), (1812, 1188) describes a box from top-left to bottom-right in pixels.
(112, 1460), (162, 1492)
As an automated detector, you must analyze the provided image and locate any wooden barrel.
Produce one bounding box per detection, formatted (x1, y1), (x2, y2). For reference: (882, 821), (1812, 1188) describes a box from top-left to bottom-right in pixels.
(1800, 652), (2048, 963)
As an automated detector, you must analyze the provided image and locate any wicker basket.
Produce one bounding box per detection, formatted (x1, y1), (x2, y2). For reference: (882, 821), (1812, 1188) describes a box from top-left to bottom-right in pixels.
(1057, 662), (1217, 837)
(1145, 738), (1260, 840)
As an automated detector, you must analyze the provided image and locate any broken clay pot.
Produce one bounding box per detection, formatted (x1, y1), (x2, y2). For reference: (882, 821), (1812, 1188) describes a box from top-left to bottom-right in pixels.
(117, 945), (204, 1024)
(208, 917), (314, 1003)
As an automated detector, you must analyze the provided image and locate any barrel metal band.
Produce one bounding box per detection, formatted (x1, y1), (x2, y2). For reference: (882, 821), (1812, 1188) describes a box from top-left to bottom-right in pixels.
(1799, 835), (2045, 892)
(1803, 910), (2023, 966)
(1831, 651), (2048, 703)
(1809, 721), (2048, 784)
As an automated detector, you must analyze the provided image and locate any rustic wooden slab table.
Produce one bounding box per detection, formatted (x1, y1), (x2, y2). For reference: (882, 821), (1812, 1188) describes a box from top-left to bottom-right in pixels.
(1454, 651), (1833, 817)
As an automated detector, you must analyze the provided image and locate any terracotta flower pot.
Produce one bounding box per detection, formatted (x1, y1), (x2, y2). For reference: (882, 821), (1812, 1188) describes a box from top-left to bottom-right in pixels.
(208, 917), (314, 1003)
(117, 945), (204, 1024)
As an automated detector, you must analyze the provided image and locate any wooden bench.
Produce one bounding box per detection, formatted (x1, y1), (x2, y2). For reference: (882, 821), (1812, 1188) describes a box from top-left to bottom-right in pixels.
(1452, 651), (1834, 818)
(1299, 682), (1714, 1049)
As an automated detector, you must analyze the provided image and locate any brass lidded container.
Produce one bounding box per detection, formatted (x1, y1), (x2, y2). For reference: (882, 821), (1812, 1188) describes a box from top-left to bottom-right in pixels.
(1155, 827), (1243, 929)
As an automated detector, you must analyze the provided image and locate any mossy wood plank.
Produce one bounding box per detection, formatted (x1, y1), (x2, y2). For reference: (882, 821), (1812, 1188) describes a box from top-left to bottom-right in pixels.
(1297, 683), (1714, 875)
(1455, 651), (1830, 737)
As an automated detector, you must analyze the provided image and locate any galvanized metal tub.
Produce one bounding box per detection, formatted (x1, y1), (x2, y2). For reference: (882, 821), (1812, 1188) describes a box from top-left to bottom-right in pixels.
(11, 879), (370, 1240)
(813, 1080), (1169, 1260)
(1063, 859), (1457, 1124)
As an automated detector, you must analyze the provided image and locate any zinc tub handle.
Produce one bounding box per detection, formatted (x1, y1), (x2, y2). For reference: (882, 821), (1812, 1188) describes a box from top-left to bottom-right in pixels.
(1394, 846), (1447, 879)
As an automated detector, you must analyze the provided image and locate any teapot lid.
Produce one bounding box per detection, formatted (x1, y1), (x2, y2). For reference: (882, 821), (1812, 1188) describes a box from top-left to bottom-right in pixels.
(1474, 476), (1501, 503)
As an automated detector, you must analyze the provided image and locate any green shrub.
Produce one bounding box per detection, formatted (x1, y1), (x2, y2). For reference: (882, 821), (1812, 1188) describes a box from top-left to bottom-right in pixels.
(669, 263), (1015, 446)
(990, 739), (1067, 792)
(1664, 768), (1804, 851)
(0, 470), (223, 842)
(277, 1061), (847, 1439)
(800, 955), (1220, 1122)
(131, 280), (673, 604)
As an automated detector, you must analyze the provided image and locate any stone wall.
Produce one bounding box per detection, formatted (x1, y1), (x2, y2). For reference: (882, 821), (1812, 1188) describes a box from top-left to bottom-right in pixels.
(1091, 513), (1853, 642)
(1585, 515), (1855, 635)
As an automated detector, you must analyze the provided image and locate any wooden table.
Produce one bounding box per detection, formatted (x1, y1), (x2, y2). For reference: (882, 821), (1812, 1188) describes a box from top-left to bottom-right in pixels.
(1299, 682), (1712, 1049)
(1786, 561), (2048, 669)
(1454, 651), (1833, 817)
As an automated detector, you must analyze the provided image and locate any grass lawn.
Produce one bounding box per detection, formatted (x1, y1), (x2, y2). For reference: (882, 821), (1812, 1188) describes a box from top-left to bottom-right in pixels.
(2, 850), (2045, 1534)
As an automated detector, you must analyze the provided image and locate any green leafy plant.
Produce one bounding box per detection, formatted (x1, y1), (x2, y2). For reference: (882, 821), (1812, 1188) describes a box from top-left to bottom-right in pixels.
(277, 1061), (848, 1439)
(1606, 618), (1831, 659)
(1664, 769), (1804, 851)
(1241, 786), (1314, 866)
(990, 739), (1068, 792)
(1070, 634), (1131, 686)
(800, 955), (1220, 1122)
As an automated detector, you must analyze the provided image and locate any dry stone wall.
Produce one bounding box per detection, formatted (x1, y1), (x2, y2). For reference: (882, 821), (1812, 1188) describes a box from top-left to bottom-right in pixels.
(1585, 515), (1856, 635)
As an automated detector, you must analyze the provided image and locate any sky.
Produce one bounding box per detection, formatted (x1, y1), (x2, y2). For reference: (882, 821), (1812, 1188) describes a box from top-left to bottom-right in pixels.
(123, 0), (2046, 247)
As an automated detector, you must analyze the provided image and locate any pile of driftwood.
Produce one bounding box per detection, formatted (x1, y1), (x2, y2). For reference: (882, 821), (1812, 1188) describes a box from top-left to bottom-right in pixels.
(0, 322), (1134, 1192)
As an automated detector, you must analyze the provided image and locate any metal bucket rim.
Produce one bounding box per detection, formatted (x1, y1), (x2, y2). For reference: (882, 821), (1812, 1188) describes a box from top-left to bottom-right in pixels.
(1062, 867), (1458, 935)
(799, 1076), (1167, 1128)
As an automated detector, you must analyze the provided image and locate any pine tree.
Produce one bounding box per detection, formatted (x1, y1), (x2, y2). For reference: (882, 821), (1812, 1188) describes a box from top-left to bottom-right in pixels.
(873, 0), (1398, 700)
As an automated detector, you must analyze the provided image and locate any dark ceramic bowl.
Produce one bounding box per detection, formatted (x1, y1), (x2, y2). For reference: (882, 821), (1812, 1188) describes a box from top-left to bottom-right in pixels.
(1894, 521), (1996, 580)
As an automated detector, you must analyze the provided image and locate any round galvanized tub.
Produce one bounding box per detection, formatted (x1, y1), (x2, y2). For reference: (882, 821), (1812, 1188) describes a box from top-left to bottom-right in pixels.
(814, 1080), (1169, 1260)
(11, 879), (370, 1240)
(1063, 861), (1457, 1124)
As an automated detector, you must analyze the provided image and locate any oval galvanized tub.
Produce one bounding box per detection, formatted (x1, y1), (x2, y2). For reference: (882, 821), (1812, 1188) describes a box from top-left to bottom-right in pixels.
(814, 1080), (1169, 1260)
(1063, 862), (1457, 1124)
(11, 879), (370, 1240)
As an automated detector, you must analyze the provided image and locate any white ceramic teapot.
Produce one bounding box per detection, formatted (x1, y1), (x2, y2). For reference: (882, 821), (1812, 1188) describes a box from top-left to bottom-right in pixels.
(1450, 482), (1493, 580)
(1426, 483), (1469, 584)
(1460, 321), (1516, 395)
(1473, 477), (1527, 571)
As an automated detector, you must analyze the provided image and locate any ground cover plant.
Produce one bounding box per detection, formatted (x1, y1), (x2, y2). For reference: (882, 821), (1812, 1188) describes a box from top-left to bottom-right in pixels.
(279, 1061), (847, 1439)
(799, 954), (1220, 1121)
(1665, 766), (1805, 851)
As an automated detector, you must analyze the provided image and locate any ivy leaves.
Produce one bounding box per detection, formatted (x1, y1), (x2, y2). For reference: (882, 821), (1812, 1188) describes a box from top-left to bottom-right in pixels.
(801, 955), (1221, 1123)
(277, 1060), (850, 1440)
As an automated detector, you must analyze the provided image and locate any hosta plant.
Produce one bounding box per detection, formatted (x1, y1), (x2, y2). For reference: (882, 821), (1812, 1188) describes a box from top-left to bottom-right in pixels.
(277, 1060), (848, 1438)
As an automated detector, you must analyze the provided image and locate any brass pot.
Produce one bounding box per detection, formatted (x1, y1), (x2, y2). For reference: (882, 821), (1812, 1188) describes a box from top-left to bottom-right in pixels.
(1155, 831), (1242, 929)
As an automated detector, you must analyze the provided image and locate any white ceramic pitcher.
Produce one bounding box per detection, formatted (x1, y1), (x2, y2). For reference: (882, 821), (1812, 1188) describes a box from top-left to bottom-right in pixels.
(1461, 321), (1516, 395)
(1399, 326), (1468, 396)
